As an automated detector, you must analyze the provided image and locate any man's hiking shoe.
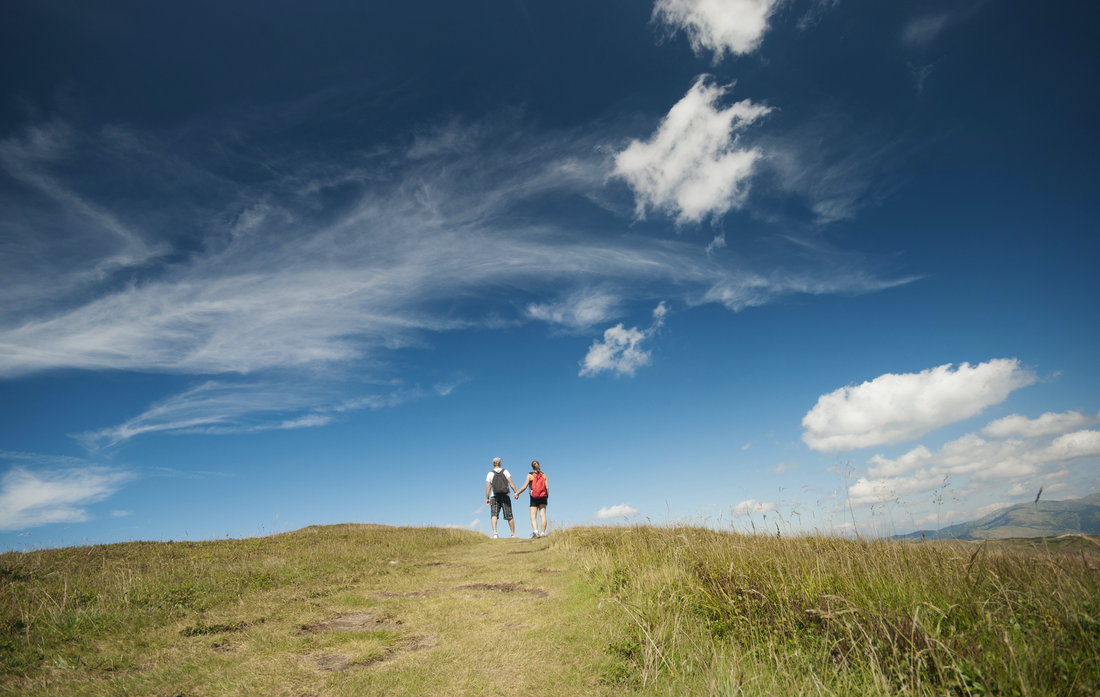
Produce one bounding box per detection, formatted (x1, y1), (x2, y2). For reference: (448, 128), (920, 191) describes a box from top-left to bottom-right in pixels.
(510, 533), (517, 538)
(531, 532), (539, 538)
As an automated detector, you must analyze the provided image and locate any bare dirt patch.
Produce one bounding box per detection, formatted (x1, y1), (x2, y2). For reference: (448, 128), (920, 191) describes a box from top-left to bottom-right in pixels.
(314, 653), (356, 672)
(299, 612), (403, 634)
(456, 582), (548, 598)
(535, 568), (562, 574)
(374, 589), (441, 599)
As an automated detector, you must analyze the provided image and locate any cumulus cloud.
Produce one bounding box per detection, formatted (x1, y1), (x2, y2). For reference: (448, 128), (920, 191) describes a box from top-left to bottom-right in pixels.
(613, 77), (771, 224)
(731, 499), (776, 516)
(851, 423), (1100, 505)
(802, 359), (1037, 452)
(595, 503), (638, 519)
(580, 302), (667, 377)
(580, 325), (651, 377)
(0, 466), (131, 531)
(654, 0), (783, 59)
(980, 410), (1099, 439)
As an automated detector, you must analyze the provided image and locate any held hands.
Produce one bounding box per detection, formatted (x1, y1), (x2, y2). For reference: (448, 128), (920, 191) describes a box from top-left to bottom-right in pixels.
(513, 492), (520, 500)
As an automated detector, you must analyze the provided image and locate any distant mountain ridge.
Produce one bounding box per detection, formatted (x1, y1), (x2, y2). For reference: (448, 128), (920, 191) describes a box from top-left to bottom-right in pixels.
(897, 493), (1100, 541)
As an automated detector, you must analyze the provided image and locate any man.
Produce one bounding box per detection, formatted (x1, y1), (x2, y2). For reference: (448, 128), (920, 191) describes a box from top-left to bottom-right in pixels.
(484, 457), (518, 538)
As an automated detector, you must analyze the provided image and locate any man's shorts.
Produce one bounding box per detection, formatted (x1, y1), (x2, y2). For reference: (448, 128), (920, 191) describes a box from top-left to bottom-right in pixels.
(490, 494), (513, 520)
(530, 496), (548, 508)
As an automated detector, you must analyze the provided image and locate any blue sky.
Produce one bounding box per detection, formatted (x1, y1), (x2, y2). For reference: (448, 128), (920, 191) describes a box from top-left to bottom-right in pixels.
(1, 0), (1098, 548)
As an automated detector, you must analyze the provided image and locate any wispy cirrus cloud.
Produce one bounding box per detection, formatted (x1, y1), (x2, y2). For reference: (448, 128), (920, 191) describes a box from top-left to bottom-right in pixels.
(76, 380), (435, 450)
(1, 110), (913, 444)
(0, 464), (132, 531)
(527, 288), (623, 330)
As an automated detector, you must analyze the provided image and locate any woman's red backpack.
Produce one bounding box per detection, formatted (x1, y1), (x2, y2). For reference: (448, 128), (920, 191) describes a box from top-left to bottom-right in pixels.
(531, 472), (547, 498)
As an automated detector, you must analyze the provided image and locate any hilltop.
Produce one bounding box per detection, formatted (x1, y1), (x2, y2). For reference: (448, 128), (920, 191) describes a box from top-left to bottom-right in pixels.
(2, 523), (1098, 695)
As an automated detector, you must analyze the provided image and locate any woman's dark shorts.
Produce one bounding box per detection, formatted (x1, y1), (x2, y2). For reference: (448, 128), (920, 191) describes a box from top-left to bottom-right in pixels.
(530, 496), (548, 507)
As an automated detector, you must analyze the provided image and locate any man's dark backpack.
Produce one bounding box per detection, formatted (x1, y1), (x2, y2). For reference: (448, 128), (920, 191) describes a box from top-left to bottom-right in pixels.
(491, 469), (510, 496)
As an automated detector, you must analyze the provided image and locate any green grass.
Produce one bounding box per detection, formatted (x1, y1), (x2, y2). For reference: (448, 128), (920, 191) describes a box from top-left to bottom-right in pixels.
(558, 525), (1100, 696)
(3, 524), (1098, 695)
(0, 524), (483, 694)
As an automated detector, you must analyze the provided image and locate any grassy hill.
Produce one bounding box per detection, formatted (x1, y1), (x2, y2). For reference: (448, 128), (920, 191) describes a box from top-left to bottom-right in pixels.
(899, 493), (1100, 541)
(2, 524), (1098, 695)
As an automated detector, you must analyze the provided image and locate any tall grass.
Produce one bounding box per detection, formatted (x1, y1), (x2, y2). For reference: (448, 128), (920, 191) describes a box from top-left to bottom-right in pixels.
(558, 525), (1100, 696)
(0, 524), (481, 681)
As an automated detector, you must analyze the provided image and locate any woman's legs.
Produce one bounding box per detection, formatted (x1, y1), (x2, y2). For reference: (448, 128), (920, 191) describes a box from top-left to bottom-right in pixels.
(537, 504), (548, 535)
(528, 504), (538, 536)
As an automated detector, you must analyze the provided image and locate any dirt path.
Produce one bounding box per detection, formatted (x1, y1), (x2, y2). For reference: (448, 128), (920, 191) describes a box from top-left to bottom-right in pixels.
(304, 535), (625, 696)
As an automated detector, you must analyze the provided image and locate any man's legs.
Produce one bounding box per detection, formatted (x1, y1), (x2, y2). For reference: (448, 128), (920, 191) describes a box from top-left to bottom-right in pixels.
(508, 517), (516, 536)
(491, 516), (498, 536)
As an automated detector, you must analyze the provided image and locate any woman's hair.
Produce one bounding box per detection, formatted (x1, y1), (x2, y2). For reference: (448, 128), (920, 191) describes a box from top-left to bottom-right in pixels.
(531, 460), (541, 474)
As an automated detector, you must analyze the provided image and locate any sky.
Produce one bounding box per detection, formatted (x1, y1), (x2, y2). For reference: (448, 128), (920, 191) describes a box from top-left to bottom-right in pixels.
(1, 0), (1098, 549)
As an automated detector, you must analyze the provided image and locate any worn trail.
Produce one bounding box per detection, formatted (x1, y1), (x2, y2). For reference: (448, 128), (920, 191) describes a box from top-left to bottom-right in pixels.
(290, 535), (622, 696)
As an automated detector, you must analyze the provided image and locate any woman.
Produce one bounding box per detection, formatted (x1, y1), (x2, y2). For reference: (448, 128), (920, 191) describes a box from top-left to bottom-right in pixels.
(514, 460), (549, 538)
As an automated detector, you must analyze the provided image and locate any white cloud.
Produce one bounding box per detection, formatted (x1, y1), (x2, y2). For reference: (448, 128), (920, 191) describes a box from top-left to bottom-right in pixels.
(595, 503), (638, 519)
(705, 233), (727, 257)
(613, 76), (771, 224)
(741, 441), (751, 450)
(981, 410), (1099, 439)
(580, 324), (651, 377)
(433, 373), (472, 397)
(0, 467), (131, 531)
(701, 265), (915, 312)
(0, 113), (913, 438)
(653, 0), (783, 59)
(76, 380), (424, 450)
(802, 359), (1037, 452)
(443, 519), (481, 530)
(651, 301), (669, 327)
(901, 15), (949, 47)
(970, 501), (1013, 519)
(797, 0), (841, 31)
(901, 4), (988, 49)
(769, 461), (798, 474)
(731, 499), (776, 516)
(527, 289), (622, 329)
(852, 427), (1100, 505)
(579, 302), (668, 377)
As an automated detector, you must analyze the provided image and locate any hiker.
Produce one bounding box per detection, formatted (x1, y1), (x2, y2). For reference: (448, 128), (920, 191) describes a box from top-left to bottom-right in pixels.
(485, 457), (518, 538)
(514, 460), (549, 538)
